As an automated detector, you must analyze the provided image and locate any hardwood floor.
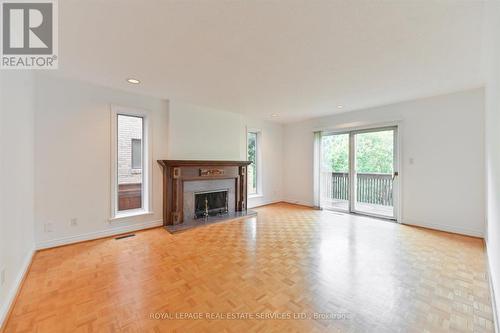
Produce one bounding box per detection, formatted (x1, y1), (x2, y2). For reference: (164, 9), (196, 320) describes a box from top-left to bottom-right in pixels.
(2, 203), (494, 332)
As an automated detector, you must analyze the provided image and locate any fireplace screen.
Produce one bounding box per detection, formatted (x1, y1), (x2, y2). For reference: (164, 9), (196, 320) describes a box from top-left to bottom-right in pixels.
(194, 190), (229, 218)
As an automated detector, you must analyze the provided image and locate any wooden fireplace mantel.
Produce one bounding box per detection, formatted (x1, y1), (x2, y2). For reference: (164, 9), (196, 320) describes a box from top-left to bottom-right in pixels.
(158, 160), (251, 226)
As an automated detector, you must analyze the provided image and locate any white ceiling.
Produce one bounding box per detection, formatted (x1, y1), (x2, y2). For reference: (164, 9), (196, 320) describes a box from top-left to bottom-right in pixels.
(58, 0), (485, 123)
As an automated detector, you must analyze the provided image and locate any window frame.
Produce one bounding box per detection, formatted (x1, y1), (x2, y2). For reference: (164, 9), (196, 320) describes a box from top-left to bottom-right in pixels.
(247, 129), (262, 197)
(110, 105), (152, 220)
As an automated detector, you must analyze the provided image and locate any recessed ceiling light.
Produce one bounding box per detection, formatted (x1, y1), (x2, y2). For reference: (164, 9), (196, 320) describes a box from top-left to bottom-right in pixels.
(126, 78), (140, 84)
(271, 113), (278, 117)
(337, 105), (344, 109)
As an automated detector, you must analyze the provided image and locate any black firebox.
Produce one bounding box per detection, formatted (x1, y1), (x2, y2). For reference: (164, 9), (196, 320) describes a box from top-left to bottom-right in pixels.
(194, 190), (229, 218)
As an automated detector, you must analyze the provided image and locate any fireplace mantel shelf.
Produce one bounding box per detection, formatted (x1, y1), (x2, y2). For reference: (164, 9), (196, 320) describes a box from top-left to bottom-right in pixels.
(158, 160), (251, 167)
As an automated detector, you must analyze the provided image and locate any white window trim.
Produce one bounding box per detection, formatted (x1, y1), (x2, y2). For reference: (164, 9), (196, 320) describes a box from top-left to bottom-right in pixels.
(247, 129), (263, 197)
(110, 105), (153, 220)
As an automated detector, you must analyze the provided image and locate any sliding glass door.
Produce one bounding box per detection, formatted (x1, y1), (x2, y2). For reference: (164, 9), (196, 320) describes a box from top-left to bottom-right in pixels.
(319, 126), (398, 220)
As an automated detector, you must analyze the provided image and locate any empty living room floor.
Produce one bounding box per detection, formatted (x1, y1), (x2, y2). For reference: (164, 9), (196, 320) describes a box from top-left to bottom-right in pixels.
(3, 203), (494, 332)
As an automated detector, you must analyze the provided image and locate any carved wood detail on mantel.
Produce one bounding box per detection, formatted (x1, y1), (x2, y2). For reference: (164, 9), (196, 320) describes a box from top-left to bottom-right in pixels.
(158, 160), (251, 226)
(200, 168), (224, 177)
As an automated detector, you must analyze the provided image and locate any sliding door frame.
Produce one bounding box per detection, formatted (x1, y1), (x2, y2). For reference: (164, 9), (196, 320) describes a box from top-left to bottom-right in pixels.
(320, 123), (401, 222)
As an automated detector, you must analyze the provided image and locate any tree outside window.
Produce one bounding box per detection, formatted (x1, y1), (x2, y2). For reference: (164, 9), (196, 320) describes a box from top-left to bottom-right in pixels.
(247, 132), (258, 195)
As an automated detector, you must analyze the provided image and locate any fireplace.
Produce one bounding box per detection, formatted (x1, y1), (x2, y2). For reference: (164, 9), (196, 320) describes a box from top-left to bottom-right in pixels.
(157, 160), (252, 226)
(194, 189), (228, 219)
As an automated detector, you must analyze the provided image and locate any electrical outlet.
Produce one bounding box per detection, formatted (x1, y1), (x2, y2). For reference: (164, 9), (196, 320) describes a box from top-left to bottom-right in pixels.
(44, 222), (53, 233)
(1, 267), (5, 286)
(70, 218), (78, 226)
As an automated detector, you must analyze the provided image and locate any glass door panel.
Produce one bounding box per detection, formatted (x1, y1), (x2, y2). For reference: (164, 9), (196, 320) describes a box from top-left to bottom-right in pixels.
(353, 128), (396, 218)
(320, 133), (350, 211)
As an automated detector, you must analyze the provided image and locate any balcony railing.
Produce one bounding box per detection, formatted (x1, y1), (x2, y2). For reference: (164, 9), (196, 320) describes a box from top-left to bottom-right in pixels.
(321, 172), (393, 206)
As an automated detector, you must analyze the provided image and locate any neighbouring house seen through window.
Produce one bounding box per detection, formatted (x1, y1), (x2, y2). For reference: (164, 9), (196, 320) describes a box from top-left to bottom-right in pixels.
(117, 115), (143, 211)
(131, 138), (142, 169)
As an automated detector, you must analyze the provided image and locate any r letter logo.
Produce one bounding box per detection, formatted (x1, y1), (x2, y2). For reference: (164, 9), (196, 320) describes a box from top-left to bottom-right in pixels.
(1, 0), (58, 69)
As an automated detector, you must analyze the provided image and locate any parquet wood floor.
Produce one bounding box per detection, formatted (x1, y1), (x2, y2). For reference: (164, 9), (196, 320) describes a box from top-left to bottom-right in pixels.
(2, 203), (494, 333)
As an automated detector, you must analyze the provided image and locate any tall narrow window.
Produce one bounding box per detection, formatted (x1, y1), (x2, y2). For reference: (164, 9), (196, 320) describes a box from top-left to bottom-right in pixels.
(117, 115), (143, 212)
(247, 131), (259, 195)
(111, 106), (151, 219)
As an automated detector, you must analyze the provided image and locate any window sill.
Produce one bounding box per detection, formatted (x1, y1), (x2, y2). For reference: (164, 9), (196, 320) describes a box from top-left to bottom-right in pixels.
(248, 194), (264, 199)
(109, 210), (154, 222)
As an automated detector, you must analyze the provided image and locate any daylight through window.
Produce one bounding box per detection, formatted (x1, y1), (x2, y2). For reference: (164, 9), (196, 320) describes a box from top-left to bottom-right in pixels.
(247, 132), (258, 195)
(117, 115), (144, 211)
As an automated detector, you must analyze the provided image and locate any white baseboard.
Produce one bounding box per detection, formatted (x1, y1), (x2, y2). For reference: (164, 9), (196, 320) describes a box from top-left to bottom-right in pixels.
(282, 200), (315, 208)
(485, 240), (500, 333)
(248, 199), (283, 209)
(402, 219), (483, 238)
(0, 247), (35, 331)
(36, 219), (163, 250)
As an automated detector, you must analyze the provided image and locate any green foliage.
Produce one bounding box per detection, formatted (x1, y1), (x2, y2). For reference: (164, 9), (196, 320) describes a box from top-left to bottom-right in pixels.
(247, 132), (257, 193)
(247, 132), (256, 164)
(321, 134), (349, 172)
(322, 131), (393, 174)
(356, 131), (393, 173)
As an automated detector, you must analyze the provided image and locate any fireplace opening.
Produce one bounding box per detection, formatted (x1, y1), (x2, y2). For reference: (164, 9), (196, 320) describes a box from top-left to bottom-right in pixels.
(194, 190), (229, 219)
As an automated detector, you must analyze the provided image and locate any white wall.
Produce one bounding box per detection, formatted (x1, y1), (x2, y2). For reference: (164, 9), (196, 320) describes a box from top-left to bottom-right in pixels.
(0, 72), (36, 328)
(33, 76), (284, 249)
(483, 0), (500, 326)
(168, 101), (246, 160)
(168, 101), (284, 208)
(34, 74), (169, 249)
(283, 89), (485, 237)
